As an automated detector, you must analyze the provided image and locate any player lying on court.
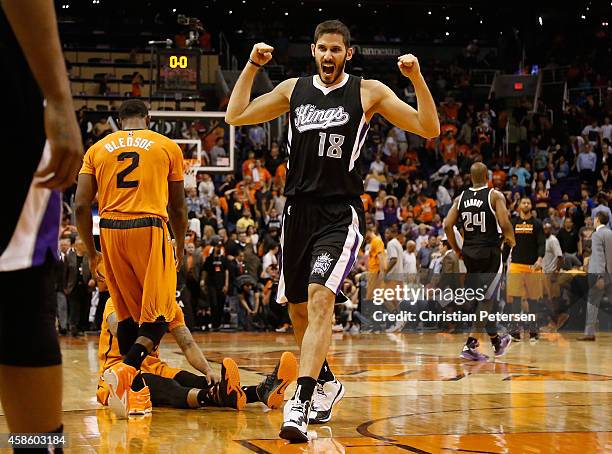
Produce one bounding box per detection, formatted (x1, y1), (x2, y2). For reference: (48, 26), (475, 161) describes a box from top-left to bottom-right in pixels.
(97, 298), (298, 414)
(226, 19), (439, 442)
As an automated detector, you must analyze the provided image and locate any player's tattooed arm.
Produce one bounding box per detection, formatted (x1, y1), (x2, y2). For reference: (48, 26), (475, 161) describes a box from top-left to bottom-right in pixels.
(443, 197), (462, 257)
(171, 325), (219, 384)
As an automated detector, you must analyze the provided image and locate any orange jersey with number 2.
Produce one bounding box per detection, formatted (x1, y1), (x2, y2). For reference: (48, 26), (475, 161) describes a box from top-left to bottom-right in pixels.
(80, 129), (184, 221)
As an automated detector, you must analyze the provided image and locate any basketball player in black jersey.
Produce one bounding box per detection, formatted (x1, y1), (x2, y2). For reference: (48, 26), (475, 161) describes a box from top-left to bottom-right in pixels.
(226, 20), (439, 442)
(444, 163), (515, 361)
(1, 0), (83, 448)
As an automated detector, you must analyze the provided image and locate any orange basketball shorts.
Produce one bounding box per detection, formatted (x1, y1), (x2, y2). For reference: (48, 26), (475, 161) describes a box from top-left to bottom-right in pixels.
(100, 215), (177, 325)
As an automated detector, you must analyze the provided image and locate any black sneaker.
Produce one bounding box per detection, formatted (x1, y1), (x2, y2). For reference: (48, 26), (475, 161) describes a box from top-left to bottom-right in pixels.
(256, 352), (298, 409)
(205, 358), (246, 410)
(510, 332), (521, 342)
(529, 332), (539, 344)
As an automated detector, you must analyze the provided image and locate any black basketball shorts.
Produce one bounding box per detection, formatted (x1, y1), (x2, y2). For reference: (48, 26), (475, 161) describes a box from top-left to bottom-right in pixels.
(277, 197), (365, 303)
(462, 247), (504, 300)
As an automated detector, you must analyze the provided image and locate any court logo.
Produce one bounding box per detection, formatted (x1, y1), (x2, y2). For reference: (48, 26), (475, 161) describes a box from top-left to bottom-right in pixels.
(312, 252), (334, 277)
(294, 104), (350, 132)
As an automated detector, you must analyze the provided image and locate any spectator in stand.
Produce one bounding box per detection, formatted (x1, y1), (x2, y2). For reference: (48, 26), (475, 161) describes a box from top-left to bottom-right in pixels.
(202, 237), (229, 331)
(236, 208), (256, 233)
(509, 158), (530, 188)
(507, 174), (526, 199)
(261, 243), (279, 280)
(370, 152), (387, 175)
(265, 141), (284, 176)
(186, 187), (203, 219)
(382, 196), (399, 229)
(210, 137), (227, 166)
(178, 242), (205, 329)
(557, 218), (579, 256)
(238, 280), (262, 331)
(555, 155), (570, 179)
(414, 193), (437, 224)
(582, 119), (601, 147)
(248, 123), (266, 154)
(532, 182), (550, 221)
(251, 159), (272, 194)
(556, 194), (575, 218)
(579, 216), (595, 257)
(591, 192), (612, 228)
(600, 163), (611, 190)
(576, 143), (597, 185)
(198, 173), (215, 204)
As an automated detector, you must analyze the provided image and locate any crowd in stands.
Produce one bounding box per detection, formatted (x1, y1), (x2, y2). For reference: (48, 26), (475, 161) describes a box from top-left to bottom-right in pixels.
(58, 50), (612, 336)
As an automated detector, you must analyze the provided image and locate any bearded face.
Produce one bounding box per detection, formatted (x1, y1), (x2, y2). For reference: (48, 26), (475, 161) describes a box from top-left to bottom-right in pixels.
(311, 33), (352, 85)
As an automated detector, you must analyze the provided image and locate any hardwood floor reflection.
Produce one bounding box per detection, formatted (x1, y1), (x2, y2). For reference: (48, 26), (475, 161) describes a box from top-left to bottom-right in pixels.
(0, 332), (610, 453)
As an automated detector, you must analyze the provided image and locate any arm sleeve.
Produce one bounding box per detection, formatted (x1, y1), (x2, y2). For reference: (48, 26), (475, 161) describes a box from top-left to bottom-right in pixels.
(167, 140), (185, 182)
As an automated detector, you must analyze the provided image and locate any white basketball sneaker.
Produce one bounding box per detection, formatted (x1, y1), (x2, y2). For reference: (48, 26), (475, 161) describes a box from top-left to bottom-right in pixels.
(279, 386), (311, 443)
(308, 378), (345, 424)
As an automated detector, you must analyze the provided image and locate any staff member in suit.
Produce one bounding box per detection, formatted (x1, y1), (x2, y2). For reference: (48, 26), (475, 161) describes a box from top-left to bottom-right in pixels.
(65, 236), (92, 336)
(578, 211), (612, 341)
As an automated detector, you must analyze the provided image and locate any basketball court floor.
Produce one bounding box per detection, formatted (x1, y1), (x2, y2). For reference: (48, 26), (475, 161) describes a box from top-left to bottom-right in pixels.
(0, 332), (610, 453)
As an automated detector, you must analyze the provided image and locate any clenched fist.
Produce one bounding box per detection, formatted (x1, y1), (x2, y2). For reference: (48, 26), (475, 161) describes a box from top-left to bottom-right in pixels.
(397, 54), (421, 80)
(249, 42), (274, 67)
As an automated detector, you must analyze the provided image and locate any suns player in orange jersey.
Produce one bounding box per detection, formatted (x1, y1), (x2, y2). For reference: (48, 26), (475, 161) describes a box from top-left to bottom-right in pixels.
(97, 298), (298, 414)
(76, 99), (189, 418)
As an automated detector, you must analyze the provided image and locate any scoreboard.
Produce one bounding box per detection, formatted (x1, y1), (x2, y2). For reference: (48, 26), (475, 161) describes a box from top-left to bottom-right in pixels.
(156, 49), (200, 93)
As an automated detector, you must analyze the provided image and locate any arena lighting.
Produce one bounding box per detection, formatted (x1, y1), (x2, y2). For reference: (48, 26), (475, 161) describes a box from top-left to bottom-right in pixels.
(480, 19), (483, 24)
(228, 10), (232, 14)
(445, 31), (450, 36)
(318, 8), (322, 12)
(581, 15), (586, 19)
(172, 8), (176, 12)
(428, 10), (432, 15)
(446, 16), (450, 21)
(538, 16), (543, 26)
(284, 11), (288, 15)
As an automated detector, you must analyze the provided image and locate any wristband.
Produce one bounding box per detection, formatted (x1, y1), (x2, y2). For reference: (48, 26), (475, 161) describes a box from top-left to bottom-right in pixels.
(248, 58), (262, 68)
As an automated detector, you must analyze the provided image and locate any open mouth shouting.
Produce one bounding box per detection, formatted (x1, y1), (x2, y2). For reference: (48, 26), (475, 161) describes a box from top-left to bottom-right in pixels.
(321, 61), (335, 76)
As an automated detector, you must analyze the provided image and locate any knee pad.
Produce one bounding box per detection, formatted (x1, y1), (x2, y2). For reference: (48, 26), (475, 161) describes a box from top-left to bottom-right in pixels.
(117, 318), (139, 355)
(138, 321), (168, 347)
(0, 262), (61, 366)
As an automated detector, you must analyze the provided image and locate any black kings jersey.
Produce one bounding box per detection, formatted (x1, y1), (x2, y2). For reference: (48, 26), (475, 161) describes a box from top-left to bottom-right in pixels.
(457, 186), (502, 254)
(285, 73), (369, 198)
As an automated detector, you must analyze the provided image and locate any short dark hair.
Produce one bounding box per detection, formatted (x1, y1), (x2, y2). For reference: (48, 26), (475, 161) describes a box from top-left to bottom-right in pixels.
(118, 99), (148, 120)
(596, 210), (609, 226)
(314, 20), (350, 47)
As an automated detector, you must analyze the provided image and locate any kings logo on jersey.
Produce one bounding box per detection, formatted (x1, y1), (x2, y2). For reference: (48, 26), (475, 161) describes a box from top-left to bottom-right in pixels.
(293, 104), (350, 132)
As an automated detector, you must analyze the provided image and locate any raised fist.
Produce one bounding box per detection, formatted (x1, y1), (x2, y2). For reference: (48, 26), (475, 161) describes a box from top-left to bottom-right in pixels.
(397, 54), (421, 80)
(250, 42), (274, 66)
